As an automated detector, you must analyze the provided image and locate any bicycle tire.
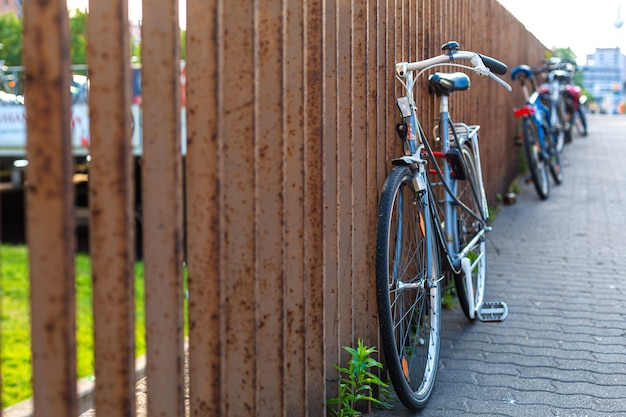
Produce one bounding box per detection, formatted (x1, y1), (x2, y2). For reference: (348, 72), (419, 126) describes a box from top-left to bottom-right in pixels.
(575, 109), (588, 136)
(553, 124), (566, 154)
(522, 118), (550, 200)
(375, 165), (442, 410)
(453, 143), (487, 320)
(542, 104), (565, 154)
(559, 94), (573, 144)
(544, 124), (563, 184)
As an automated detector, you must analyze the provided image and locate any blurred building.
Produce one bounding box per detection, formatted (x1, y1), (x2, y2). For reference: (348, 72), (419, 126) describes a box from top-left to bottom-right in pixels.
(582, 47), (626, 114)
(0, 0), (21, 17)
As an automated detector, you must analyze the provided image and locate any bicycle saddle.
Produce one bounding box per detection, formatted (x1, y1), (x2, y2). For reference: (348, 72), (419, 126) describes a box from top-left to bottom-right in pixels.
(552, 69), (570, 81)
(511, 65), (533, 81)
(428, 72), (470, 96)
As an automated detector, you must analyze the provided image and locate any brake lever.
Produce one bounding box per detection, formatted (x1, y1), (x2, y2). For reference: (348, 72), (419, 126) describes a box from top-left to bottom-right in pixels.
(489, 72), (512, 92)
(471, 55), (490, 76)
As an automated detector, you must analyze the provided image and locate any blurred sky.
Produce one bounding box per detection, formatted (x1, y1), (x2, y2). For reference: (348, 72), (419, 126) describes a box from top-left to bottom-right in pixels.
(497, 0), (626, 64)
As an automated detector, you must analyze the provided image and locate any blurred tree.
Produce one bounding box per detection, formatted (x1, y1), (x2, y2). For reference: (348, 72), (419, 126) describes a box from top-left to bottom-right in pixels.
(552, 46), (586, 88)
(0, 10), (88, 67)
(552, 47), (577, 62)
(0, 13), (23, 66)
(69, 9), (88, 65)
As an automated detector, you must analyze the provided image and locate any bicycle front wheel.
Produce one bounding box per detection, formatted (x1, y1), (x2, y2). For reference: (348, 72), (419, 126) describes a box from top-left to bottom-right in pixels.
(453, 143), (487, 320)
(522, 118), (550, 200)
(375, 166), (442, 410)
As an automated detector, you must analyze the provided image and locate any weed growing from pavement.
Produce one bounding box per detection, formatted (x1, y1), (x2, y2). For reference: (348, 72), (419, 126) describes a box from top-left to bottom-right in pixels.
(327, 338), (392, 416)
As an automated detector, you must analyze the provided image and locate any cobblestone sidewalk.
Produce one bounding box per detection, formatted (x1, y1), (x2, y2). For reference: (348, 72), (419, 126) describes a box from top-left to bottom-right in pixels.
(368, 114), (626, 417)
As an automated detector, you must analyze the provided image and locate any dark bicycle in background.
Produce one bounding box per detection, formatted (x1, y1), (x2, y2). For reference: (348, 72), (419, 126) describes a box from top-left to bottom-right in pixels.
(535, 58), (572, 151)
(511, 65), (563, 200)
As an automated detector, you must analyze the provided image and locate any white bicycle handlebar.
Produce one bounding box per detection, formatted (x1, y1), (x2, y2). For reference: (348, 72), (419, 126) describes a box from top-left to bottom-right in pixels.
(396, 51), (512, 92)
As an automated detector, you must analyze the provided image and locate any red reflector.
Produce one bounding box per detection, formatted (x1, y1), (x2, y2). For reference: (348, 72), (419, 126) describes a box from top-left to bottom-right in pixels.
(513, 106), (535, 118)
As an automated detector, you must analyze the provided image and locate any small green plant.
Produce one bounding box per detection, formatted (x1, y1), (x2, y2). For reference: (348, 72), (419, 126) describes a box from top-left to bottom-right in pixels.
(488, 206), (498, 222)
(326, 339), (392, 416)
(508, 179), (521, 194)
(442, 280), (458, 309)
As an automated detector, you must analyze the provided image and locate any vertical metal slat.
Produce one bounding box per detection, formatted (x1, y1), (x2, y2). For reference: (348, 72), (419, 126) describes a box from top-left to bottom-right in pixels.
(142, 0), (186, 414)
(22, 1), (76, 416)
(303, 0), (325, 413)
(220, 1), (257, 415)
(186, 0), (222, 415)
(255, 0), (285, 413)
(322, 0), (340, 404)
(87, 0), (136, 415)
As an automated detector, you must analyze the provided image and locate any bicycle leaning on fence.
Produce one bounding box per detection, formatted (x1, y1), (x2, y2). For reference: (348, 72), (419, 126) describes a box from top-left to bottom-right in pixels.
(375, 41), (510, 410)
(535, 58), (573, 151)
(511, 64), (564, 200)
(557, 59), (588, 137)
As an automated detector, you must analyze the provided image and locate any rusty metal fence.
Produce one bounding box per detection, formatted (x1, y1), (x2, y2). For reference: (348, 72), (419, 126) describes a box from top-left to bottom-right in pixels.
(12, 0), (546, 415)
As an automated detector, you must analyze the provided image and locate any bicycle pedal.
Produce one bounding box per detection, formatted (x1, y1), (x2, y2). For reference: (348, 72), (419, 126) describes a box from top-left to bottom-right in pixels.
(476, 301), (508, 322)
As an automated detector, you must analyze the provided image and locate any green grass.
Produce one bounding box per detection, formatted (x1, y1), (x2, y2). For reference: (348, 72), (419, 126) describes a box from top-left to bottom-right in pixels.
(1, 244), (146, 408)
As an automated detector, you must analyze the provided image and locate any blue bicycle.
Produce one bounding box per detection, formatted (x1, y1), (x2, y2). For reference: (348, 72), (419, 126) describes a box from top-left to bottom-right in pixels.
(511, 65), (563, 200)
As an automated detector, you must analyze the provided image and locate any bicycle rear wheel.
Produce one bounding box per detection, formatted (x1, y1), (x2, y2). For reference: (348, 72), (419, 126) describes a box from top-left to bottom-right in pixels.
(553, 124), (566, 154)
(575, 109), (588, 136)
(453, 143), (487, 320)
(375, 166), (442, 410)
(522, 118), (550, 200)
(559, 95), (573, 144)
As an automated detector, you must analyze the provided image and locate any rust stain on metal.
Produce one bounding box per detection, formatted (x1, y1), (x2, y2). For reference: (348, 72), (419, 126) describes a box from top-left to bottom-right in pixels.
(22, 0), (77, 416)
(21, 0), (547, 415)
(87, 0), (137, 413)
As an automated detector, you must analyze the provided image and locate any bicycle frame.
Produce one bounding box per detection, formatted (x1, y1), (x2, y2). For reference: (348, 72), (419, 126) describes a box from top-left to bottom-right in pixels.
(539, 71), (566, 130)
(512, 69), (550, 151)
(535, 62), (574, 148)
(514, 102), (546, 144)
(395, 69), (487, 279)
(390, 43), (512, 319)
(374, 43), (511, 411)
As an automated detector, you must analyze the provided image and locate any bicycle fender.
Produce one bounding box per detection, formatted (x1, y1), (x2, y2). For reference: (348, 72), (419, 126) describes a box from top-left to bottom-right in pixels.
(391, 155), (423, 166)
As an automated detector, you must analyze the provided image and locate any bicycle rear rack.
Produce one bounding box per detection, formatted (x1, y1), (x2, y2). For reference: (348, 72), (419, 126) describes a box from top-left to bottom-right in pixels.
(433, 122), (480, 145)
